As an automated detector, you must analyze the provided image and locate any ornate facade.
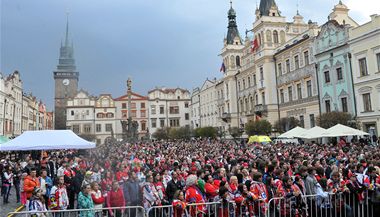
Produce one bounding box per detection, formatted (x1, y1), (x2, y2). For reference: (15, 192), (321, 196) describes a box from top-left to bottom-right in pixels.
(274, 27), (320, 129)
(349, 14), (380, 135)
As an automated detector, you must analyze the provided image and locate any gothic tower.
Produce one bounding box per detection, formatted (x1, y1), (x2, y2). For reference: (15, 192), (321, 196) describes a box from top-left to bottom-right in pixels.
(54, 17), (79, 129)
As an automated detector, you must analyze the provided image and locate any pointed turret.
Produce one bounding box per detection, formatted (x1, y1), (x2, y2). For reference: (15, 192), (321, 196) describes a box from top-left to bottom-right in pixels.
(57, 15), (76, 72)
(259, 0), (280, 17)
(226, 1), (242, 45)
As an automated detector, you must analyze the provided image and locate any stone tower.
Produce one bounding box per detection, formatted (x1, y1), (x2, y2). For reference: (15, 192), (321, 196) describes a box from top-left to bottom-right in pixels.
(54, 17), (79, 129)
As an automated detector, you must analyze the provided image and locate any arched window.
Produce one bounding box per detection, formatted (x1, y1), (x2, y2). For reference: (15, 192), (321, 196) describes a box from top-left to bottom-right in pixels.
(273, 30), (279, 43)
(230, 56), (235, 68)
(280, 31), (285, 43)
(236, 56), (241, 67)
(258, 34), (262, 47)
(266, 30), (272, 44)
(255, 94), (258, 105)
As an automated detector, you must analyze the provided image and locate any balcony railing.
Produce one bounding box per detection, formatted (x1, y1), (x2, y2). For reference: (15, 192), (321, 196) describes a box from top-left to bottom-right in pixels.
(254, 104), (268, 113)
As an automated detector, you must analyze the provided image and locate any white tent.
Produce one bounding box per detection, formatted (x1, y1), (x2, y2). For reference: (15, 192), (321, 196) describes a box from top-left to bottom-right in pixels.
(322, 124), (369, 137)
(297, 126), (328, 139)
(0, 130), (96, 151)
(278, 126), (307, 138)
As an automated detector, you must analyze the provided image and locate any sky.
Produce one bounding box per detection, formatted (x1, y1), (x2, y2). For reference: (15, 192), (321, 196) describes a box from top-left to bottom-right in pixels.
(1, 0), (378, 109)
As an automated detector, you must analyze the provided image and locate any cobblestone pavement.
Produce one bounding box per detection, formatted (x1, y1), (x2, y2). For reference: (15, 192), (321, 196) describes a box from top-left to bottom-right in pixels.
(1, 187), (24, 216)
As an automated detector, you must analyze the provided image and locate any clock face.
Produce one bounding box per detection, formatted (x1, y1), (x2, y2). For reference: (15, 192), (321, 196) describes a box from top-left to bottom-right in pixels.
(62, 79), (70, 86)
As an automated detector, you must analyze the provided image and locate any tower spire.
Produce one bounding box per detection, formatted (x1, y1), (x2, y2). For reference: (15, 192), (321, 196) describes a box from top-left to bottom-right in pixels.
(65, 13), (69, 47)
(296, 0), (299, 15)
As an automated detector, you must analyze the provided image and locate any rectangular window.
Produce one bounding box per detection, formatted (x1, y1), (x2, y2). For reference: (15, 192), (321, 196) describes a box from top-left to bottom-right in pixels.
(169, 106), (179, 114)
(72, 125), (80, 134)
(96, 124), (101, 132)
(359, 58), (368, 76)
(294, 55), (299, 70)
(185, 102), (189, 108)
(300, 115), (304, 128)
(248, 77), (251, 86)
(160, 106), (164, 114)
(297, 83), (302, 100)
(377, 53), (380, 72)
(324, 71), (330, 83)
(307, 80), (312, 97)
(336, 67), (343, 80)
(253, 74), (257, 85)
(325, 100), (331, 113)
(130, 103), (136, 109)
(185, 113), (189, 120)
(105, 124), (112, 132)
(341, 97), (348, 112)
(243, 79), (246, 89)
(160, 119), (165, 127)
(286, 59), (290, 73)
(278, 63), (282, 75)
(84, 124), (91, 133)
(122, 103), (127, 109)
(304, 51), (309, 65)
(141, 102), (145, 109)
(151, 119), (157, 128)
(288, 86), (293, 101)
(131, 110), (137, 117)
(169, 119), (180, 127)
(262, 92), (266, 105)
(141, 122), (146, 131)
(141, 110), (146, 117)
(238, 81), (241, 90)
(309, 114), (315, 127)
(280, 89), (284, 103)
(71, 111), (74, 116)
(260, 67), (264, 80)
(151, 105), (156, 115)
(363, 93), (372, 112)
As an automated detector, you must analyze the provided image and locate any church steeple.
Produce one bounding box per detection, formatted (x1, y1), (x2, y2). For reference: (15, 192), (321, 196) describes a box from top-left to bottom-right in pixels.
(57, 15), (76, 72)
(259, 0), (280, 17)
(226, 1), (241, 45)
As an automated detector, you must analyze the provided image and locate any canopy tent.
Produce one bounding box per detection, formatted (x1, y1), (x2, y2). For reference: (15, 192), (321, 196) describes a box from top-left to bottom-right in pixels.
(297, 126), (328, 139)
(248, 135), (272, 144)
(322, 124), (369, 137)
(277, 126), (307, 138)
(0, 130), (96, 151)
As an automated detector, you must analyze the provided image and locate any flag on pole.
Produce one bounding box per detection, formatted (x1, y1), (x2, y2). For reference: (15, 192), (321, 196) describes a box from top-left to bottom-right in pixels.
(251, 37), (259, 53)
(220, 62), (226, 73)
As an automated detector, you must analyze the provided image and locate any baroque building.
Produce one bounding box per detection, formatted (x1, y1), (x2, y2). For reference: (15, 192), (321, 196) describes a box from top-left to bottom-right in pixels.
(314, 1), (358, 116)
(274, 26), (320, 129)
(349, 14), (380, 135)
(148, 88), (191, 135)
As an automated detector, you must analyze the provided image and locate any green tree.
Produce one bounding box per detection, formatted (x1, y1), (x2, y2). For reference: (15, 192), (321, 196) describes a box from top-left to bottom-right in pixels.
(194, 127), (217, 138)
(317, 111), (353, 129)
(275, 117), (300, 133)
(152, 127), (169, 140)
(245, 119), (272, 136)
(229, 127), (242, 139)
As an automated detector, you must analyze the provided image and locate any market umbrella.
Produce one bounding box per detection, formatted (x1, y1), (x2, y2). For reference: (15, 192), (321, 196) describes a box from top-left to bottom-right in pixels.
(0, 136), (9, 144)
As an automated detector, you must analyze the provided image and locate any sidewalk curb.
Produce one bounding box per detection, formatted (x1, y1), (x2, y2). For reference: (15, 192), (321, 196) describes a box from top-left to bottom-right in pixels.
(7, 205), (24, 217)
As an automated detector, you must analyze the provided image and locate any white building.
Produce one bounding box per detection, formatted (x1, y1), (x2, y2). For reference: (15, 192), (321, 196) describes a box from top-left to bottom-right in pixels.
(148, 87), (191, 134)
(349, 14), (380, 136)
(95, 94), (117, 144)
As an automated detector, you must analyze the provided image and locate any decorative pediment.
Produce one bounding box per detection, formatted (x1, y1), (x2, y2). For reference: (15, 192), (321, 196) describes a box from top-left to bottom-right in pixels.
(358, 86), (372, 93)
(322, 64), (330, 71)
(322, 92), (331, 100)
(335, 60), (343, 67)
(338, 89), (348, 97)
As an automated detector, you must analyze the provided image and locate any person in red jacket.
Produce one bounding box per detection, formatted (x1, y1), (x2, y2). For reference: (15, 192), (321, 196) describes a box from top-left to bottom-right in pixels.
(24, 168), (40, 202)
(172, 190), (186, 217)
(107, 181), (125, 217)
(185, 174), (206, 216)
(204, 175), (219, 201)
(91, 182), (105, 216)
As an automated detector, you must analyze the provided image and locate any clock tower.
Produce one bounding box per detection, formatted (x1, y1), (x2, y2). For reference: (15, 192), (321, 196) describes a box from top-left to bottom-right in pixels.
(54, 17), (79, 129)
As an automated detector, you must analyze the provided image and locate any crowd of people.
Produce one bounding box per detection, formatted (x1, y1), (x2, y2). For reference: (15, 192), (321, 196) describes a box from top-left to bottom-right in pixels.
(1, 138), (380, 217)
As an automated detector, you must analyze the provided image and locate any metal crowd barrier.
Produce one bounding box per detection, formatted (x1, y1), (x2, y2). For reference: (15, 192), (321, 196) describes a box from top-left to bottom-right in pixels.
(7, 205), (145, 217)
(8, 191), (379, 217)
